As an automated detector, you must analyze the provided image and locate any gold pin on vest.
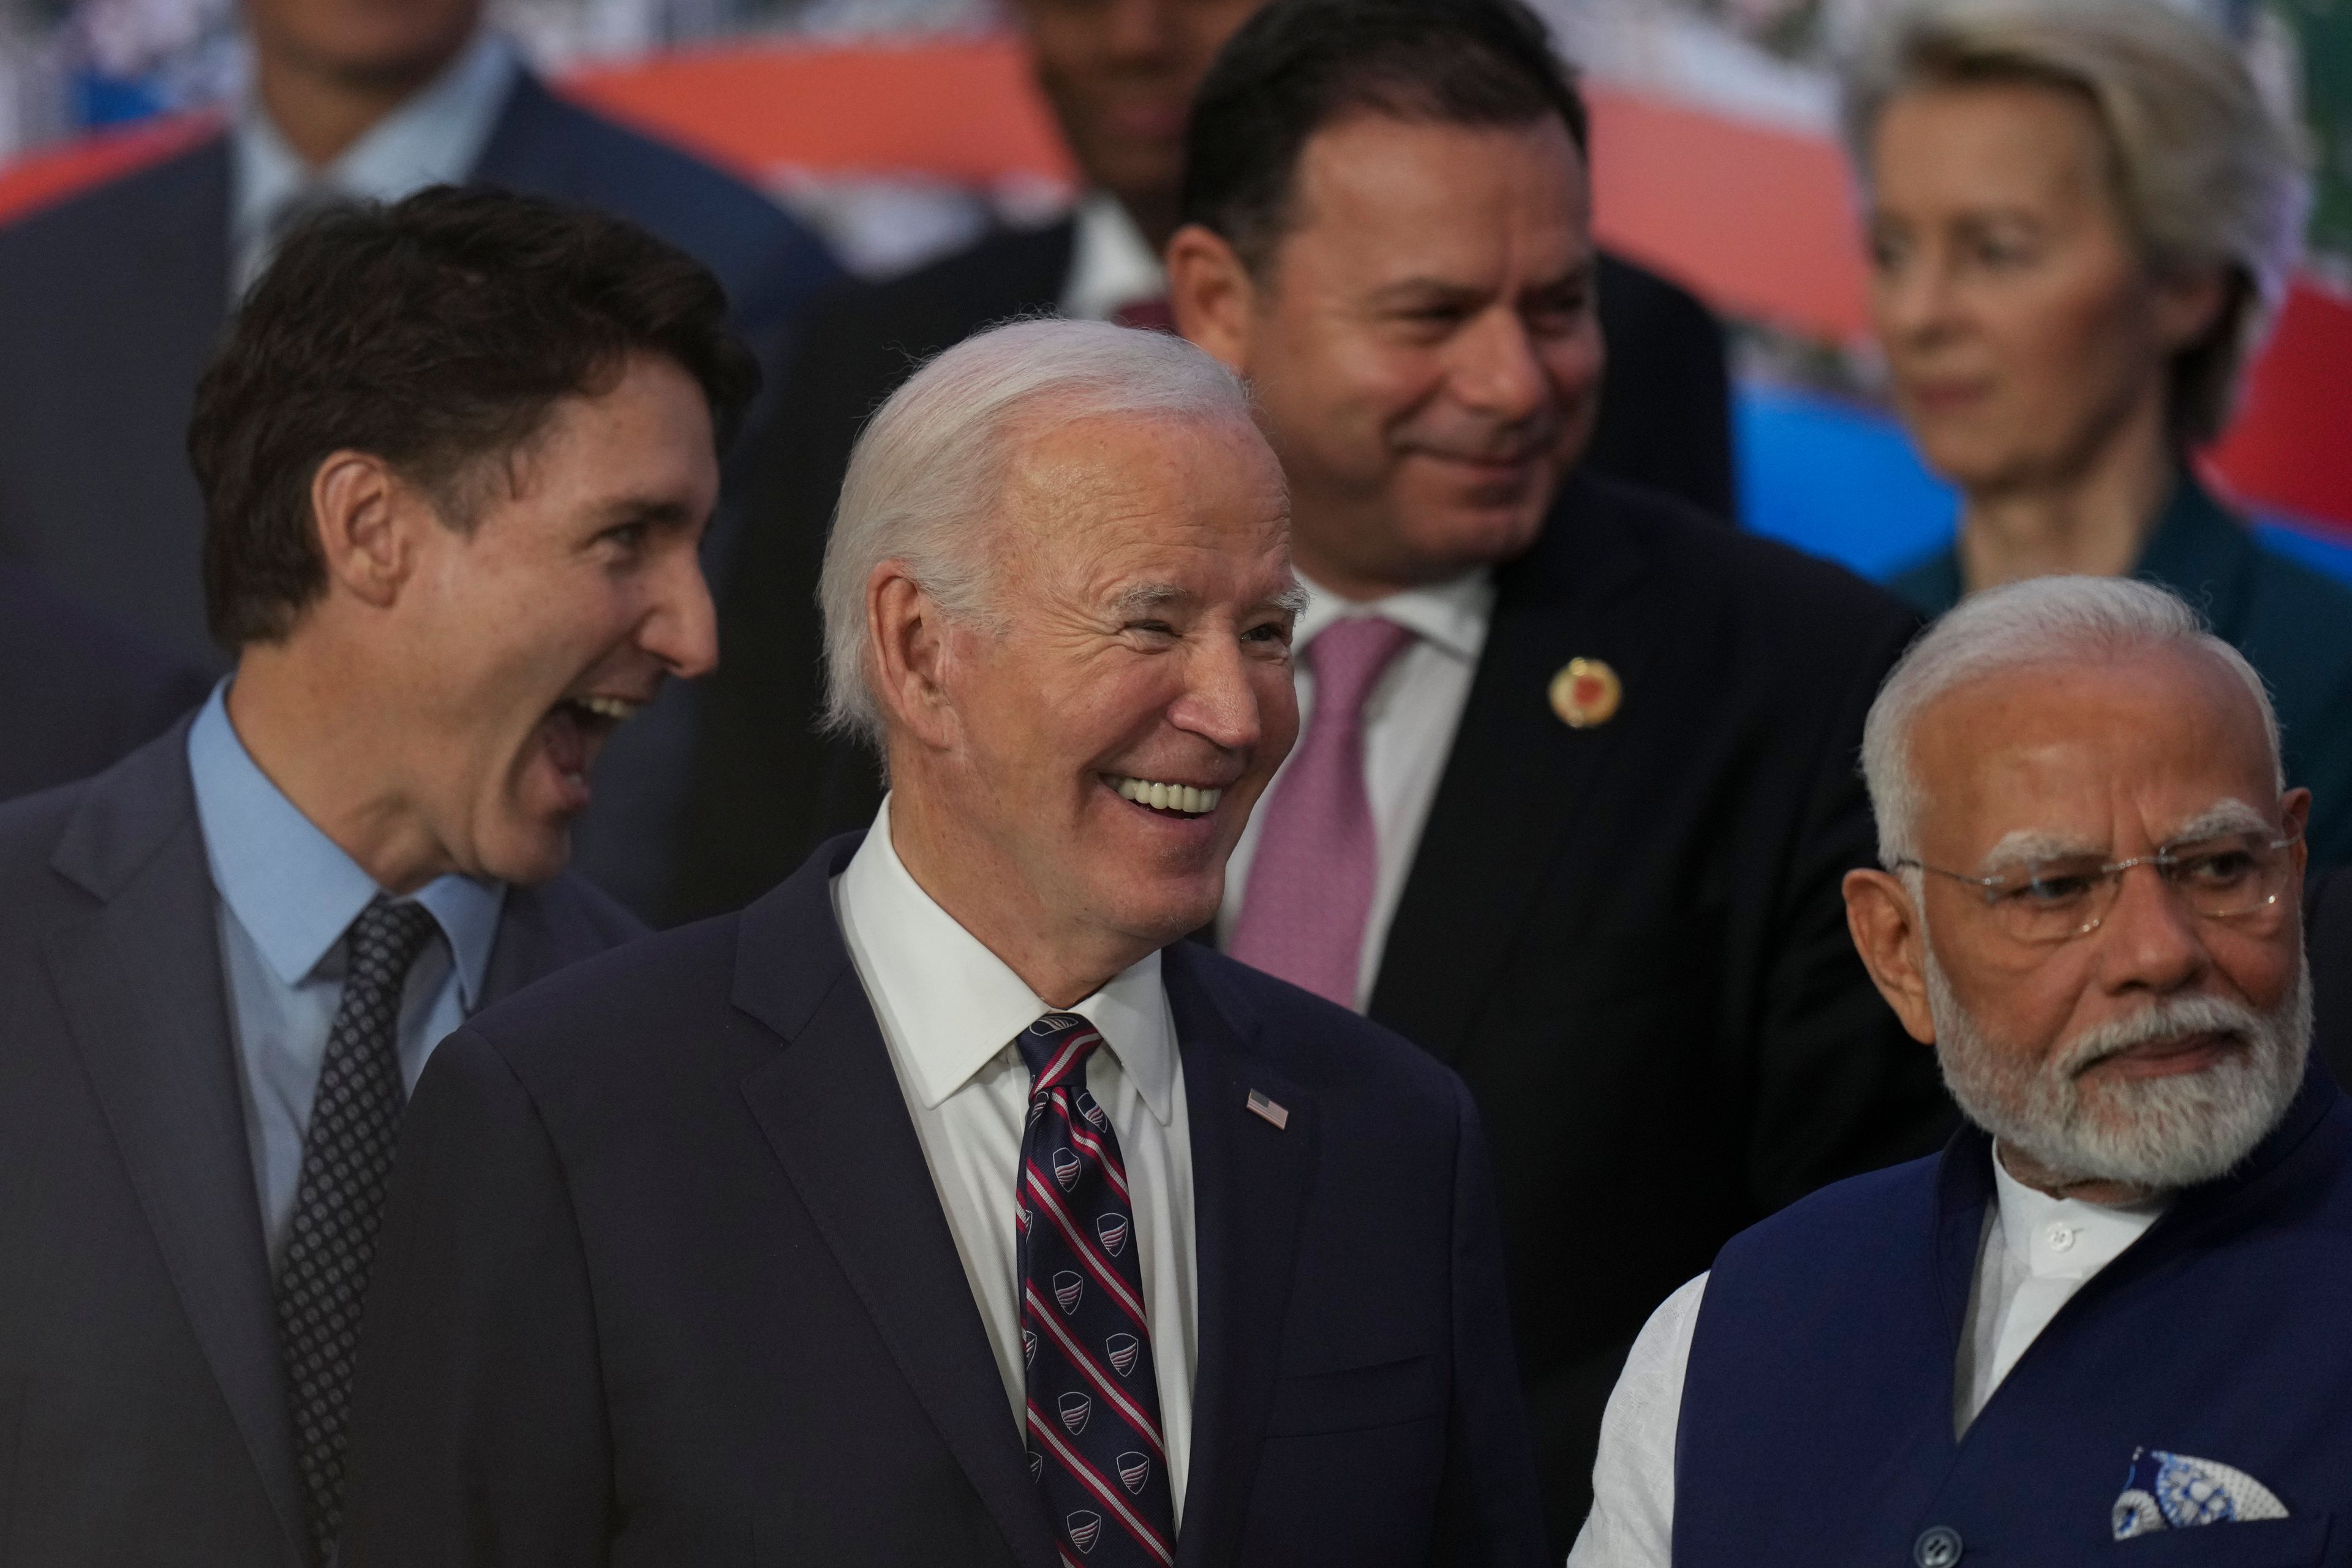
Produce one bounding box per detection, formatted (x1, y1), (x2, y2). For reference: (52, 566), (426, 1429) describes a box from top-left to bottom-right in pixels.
(1550, 657), (1622, 729)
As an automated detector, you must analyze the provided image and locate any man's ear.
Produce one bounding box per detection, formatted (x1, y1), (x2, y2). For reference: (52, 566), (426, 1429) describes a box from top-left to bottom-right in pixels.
(1845, 867), (1939, 1045)
(866, 561), (960, 753)
(309, 451), (424, 611)
(1166, 223), (1257, 374)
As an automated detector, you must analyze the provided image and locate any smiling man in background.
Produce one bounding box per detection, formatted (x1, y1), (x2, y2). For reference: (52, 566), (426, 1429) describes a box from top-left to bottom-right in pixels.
(1162, 0), (1950, 1544)
(339, 319), (1547, 1567)
(0, 186), (753, 1568)
(671, 0), (1733, 927)
(1574, 576), (2352, 1566)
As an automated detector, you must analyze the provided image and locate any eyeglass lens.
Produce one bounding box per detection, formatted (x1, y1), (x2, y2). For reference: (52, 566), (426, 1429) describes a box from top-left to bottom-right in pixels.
(1989, 834), (2293, 942)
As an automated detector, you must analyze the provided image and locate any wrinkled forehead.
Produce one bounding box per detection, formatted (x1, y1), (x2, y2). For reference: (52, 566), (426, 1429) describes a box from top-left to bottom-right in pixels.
(993, 408), (1292, 592)
(1911, 646), (2279, 861)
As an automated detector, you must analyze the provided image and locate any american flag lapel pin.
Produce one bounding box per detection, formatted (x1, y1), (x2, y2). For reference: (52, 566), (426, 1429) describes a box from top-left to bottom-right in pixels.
(1246, 1089), (1289, 1130)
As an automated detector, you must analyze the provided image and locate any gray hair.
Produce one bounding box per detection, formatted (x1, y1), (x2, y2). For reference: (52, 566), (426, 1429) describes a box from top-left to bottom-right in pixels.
(1841, 0), (2309, 444)
(818, 317), (1259, 747)
(1861, 575), (2282, 865)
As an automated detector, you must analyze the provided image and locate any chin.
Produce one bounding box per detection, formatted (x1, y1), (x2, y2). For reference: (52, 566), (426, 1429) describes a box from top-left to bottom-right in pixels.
(477, 820), (574, 889)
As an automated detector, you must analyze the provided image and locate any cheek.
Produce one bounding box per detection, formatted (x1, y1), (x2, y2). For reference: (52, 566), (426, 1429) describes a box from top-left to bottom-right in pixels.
(1996, 271), (2157, 407)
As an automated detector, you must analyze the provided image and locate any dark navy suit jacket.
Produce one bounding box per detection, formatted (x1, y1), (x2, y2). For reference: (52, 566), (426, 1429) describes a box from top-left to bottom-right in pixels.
(0, 563), (209, 801)
(339, 832), (1550, 1567)
(0, 69), (839, 662)
(0, 716), (644, 1566)
(1676, 1063), (2352, 1568)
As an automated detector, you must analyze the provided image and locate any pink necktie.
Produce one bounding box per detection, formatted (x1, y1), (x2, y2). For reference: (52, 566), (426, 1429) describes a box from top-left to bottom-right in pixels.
(1229, 616), (1417, 1007)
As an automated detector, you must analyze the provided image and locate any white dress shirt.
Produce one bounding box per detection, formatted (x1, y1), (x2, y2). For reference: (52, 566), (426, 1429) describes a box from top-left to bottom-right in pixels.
(229, 31), (521, 297)
(1566, 1151), (2166, 1567)
(1058, 191), (1165, 323)
(1217, 570), (1494, 1011)
(186, 682), (506, 1266)
(832, 797), (1200, 1522)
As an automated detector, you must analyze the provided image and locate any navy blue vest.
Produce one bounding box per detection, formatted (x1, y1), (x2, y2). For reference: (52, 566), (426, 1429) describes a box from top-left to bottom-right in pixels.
(1675, 1060), (2352, 1567)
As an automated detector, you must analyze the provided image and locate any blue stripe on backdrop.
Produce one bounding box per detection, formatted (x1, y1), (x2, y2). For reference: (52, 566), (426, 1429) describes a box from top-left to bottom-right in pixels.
(1734, 380), (2352, 589)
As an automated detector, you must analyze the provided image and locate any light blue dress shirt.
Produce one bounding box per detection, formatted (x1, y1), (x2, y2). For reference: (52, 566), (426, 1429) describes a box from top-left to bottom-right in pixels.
(228, 30), (521, 298)
(187, 683), (505, 1264)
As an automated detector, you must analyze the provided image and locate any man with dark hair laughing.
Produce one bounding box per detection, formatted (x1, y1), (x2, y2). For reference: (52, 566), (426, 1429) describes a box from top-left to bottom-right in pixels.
(0, 184), (753, 1568)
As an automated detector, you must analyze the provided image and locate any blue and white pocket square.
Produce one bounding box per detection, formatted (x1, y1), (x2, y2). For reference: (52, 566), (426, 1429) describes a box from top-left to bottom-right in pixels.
(2112, 1447), (2288, 1539)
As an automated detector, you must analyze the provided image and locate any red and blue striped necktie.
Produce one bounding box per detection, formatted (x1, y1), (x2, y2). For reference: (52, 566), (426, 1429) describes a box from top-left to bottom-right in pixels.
(1014, 1013), (1178, 1567)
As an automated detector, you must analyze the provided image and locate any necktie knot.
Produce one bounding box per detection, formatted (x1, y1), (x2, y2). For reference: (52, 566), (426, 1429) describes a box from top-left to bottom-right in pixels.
(349, 896), (441, 989)
(1306, 616), (1417, 722)
(1016, 1012), (1103, 1095)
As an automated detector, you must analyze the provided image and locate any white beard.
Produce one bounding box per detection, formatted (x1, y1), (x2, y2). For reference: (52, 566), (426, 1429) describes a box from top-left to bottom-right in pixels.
(1925, 944), (2312, 1193)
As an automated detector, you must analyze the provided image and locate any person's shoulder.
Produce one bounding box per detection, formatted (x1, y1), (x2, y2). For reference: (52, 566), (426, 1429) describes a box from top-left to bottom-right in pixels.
(791, 222), (1073, 361)
(0, 724), (189, 917)
(1550, 470), (1923, 655)
(522, 867), (650, 951)
(0, 130), (225, 259)
(460, 910), (747, 1087)
(1166, 943), (1472, 1123)
(2241, 538), (2352, 685)
(491, 77), (835, 304)
(1714, 1145), (1947, 1273)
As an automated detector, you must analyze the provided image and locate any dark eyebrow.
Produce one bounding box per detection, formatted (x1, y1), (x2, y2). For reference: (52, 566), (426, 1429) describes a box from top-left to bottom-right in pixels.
(590, 497), (704, 540)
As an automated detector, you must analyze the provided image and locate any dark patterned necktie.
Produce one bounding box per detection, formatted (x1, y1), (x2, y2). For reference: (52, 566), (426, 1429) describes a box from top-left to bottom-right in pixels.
(1015, 1013), (1178, 1567)
(275, 895), (440, 1566)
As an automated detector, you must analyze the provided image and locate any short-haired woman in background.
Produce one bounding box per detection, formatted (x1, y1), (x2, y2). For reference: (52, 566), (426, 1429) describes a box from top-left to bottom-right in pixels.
(1846, 0), (2352, 863)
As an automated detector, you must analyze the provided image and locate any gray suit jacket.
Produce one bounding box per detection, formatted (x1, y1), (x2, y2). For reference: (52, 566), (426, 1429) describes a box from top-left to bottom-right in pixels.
(0, 715), (643, 1566)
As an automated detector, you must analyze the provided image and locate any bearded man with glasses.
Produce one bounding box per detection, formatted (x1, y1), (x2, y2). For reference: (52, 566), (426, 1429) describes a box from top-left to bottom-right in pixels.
(1569, 575), (2351, 1568)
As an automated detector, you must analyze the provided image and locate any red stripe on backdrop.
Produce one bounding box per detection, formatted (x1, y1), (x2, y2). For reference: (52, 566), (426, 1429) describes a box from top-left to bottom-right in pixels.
(1, 36), (2346, 532)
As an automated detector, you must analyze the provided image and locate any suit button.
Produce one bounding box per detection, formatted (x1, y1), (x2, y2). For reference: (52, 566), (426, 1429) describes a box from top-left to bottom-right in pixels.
(1913, 1526), (1963, 1567)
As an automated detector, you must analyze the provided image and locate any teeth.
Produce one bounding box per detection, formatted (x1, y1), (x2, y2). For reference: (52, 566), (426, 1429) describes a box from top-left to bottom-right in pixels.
(1110, 776), (1222, 815)
(574, 695), (641, 722)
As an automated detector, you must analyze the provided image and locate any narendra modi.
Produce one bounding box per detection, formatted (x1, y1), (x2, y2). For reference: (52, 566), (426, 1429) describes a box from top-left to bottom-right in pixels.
(1568, 575), (2352, 1568)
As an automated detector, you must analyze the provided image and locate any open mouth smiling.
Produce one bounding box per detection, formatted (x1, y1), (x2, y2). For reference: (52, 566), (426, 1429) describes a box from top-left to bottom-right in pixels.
(1104, 773), (1223, 820)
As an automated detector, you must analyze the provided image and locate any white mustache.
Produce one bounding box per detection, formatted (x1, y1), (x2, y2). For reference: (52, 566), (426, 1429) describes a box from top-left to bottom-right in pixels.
(2055, 993), (2267, 1078)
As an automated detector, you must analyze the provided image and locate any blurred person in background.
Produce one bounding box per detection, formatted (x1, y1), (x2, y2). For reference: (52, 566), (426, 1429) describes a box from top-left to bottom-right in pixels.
(670, 0), (1733, 924)
(0, 0), (836, 666)
(0, 564), (210, 801)
(1160, 0), (1953, 1548)
(1852, 0), (2352, 864)
(0, 189), (750, 1568)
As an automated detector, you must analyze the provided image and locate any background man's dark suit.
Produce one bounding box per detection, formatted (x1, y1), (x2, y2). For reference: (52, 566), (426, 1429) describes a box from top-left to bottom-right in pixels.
(0, 564), (209, 801)
(669, 225), (1731, 922)
(0, 716), (643, 1567)
(341, 832), (1549, 1567)
(1355, 471), (1951, 1544)
(0, 70), (838, 662)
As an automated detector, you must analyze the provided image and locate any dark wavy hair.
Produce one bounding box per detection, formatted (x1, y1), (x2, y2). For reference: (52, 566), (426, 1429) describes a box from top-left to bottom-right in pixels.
(190, 184), (760, 649)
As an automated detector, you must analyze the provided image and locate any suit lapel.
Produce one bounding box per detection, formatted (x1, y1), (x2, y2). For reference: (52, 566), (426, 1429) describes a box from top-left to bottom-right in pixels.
(731, 840), (1058, 1568)
(1368, 477), (1659, 1065)
(1161, 946), (1317, 1568)
(42, 731), (305, 1566)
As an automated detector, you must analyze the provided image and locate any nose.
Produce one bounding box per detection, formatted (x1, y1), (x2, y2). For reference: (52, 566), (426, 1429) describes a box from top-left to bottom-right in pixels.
(1873, 240), (1962, 350)
(1449, 307), (1550, 424)
(1166, 631), (1265, 755)
(639, 544), (720, 680)
(2092, 861), (2213, 998)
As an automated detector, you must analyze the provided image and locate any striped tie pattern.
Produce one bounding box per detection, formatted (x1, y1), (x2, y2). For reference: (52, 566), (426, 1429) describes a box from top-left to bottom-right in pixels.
(1014, 1014), (1177, 1567)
